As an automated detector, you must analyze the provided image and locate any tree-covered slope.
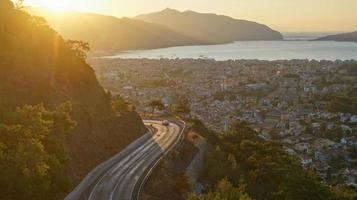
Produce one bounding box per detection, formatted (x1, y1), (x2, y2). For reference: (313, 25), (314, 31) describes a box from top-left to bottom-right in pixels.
(0, 1), (146, 198)
(187, 119), (356, 200)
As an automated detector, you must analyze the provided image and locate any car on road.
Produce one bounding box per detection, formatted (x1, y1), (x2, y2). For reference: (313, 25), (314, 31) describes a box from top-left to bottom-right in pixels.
(162, 120), (170, 126)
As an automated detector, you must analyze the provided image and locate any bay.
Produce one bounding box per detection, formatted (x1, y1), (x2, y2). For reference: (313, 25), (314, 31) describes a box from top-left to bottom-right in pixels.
(104, 40), (357, 61)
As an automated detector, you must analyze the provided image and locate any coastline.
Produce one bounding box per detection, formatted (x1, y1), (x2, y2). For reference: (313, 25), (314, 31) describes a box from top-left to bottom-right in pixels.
(90, 40), (357, 61)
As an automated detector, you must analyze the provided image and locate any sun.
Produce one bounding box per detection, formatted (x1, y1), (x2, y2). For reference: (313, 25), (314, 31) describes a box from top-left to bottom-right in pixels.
(41, 2), (73, 11)
(24, 0), (86, 12)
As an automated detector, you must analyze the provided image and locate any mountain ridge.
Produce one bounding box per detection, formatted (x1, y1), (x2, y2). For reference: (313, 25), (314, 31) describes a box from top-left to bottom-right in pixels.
(135, 8), (283, 43)
(316, 31), (357, 42)
(28, 8), (283, 52)
(27, 8), (205, 51)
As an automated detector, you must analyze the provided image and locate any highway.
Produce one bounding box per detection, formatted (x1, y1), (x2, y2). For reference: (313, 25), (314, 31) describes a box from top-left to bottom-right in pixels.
(65, 119), (184, 200)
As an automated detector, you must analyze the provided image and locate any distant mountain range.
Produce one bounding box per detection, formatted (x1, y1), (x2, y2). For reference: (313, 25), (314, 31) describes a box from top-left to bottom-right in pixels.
(27, 8), (202, 51)
(28, 8), (283, 51)
(316, 31), (357, 42)
(136, 8), (283, 43)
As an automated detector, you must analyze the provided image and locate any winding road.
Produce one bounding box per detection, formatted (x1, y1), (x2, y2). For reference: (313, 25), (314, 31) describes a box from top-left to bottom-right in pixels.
(65, 119), (184, 200)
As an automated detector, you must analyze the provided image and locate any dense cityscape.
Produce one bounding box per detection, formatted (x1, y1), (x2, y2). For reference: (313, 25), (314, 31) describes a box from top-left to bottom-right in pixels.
(90, 58), (357, 188)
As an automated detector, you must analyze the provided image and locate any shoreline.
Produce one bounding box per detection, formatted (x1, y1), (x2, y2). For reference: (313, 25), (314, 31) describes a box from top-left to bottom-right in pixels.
(89, 40), (357, 61)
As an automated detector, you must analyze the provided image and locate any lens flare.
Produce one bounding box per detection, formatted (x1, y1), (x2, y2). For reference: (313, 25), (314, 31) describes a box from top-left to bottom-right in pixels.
(24, 0), (87, 12)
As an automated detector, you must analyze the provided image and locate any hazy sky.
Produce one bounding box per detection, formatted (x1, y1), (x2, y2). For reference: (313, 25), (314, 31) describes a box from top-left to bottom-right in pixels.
(24, 0), (357, 33)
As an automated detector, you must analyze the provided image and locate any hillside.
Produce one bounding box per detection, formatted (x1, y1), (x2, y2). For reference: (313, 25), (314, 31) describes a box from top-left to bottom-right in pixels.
(316, 31), (357, 42)
(135, 8), (283, 43)
(0, 1), (146, 198)
(317, 31), (357, 42)
(27, 8), (203, 51)
(186, 120), (353, 200)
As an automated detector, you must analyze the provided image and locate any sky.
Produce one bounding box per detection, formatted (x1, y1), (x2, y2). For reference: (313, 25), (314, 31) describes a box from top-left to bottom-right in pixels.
(24, 0), (357, 33)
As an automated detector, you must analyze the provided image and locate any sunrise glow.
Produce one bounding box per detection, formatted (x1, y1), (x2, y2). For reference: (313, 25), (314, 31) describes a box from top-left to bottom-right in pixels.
(24, 0), (88, 12)
(20, 0), (357, 34)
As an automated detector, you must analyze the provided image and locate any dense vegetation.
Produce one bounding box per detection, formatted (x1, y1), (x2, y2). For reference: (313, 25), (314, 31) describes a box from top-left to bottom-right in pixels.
(329, 88), (357, 115)
(188, 120), (355, 200)
(0, 1), (146, 198)
(322, 64), (357, 115)
(189, 178), (252, 200)
(0, 103), (75, 199)
(312, 64), (357, 115)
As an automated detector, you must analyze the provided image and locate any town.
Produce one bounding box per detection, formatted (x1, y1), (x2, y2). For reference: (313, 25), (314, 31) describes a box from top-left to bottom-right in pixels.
(89, 58), (357, 188)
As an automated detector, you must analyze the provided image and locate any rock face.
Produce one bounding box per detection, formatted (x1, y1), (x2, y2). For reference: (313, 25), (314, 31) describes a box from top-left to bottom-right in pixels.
(0, 2), (146, 186)
(135, 8), (283, 43)
(316, 31), (357, 42)
(27, 9), (203, 51)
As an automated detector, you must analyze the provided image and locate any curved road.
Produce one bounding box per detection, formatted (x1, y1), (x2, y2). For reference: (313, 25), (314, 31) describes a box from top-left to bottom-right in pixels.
(65, 119), (184, 200)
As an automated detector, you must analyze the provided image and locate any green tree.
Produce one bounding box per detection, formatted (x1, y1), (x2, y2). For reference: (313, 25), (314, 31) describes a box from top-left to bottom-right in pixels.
(0, 103), (75, 200)
(112, 95), (131, 115)
(304, 123), (313, 135)
(13, 0), (25, 9)
(175, 96), (191, 117)
(328, 87), (357, 115)
(66, 40), (90, 59)
(188, 178), (252, 200)
(331, 186), (357, 200)
(194, 120), (337, 200)
(147, 100), (165, 113)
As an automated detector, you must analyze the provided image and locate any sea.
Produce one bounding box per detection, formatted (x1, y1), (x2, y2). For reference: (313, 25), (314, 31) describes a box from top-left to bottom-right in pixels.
(103, 33), (357, 61)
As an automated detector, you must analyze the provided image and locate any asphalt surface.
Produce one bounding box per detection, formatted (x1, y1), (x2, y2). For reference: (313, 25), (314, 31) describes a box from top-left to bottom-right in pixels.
(65, 119), (182, 200)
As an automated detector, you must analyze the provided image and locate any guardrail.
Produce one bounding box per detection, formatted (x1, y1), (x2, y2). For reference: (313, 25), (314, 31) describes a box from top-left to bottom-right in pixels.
(133, 119), (186, 200)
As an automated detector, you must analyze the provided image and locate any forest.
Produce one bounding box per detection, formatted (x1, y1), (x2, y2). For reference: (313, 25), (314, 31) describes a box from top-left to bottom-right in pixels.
(188, 120), (356, 200)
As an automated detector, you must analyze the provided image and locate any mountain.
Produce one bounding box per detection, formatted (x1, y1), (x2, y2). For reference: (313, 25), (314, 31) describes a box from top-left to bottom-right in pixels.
(0, 1), (146, 198)
(27, 8), (203, 51)
(316, 31), (357, 42)
(135, 8), (283, 43)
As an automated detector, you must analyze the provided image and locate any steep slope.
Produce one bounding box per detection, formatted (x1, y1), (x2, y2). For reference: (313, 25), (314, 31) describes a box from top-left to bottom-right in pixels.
(316, 31), (357, 42)
(27, 8), (203, 51)
(0, 0), (146, 193)
(135, 8), (283, 43)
